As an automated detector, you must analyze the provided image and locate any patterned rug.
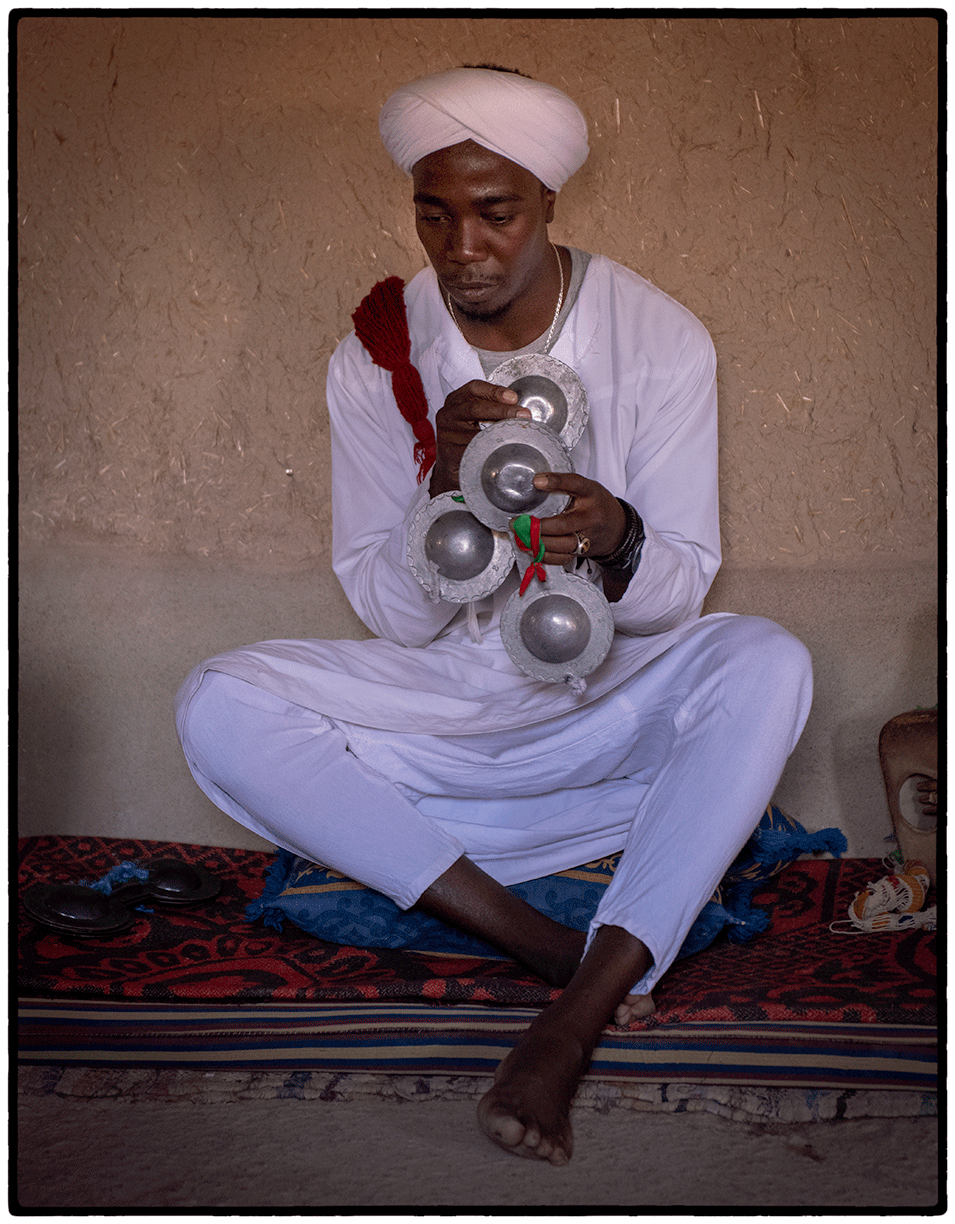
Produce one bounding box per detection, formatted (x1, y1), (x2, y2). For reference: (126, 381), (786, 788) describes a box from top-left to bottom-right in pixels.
(17, 837), (937, 1091)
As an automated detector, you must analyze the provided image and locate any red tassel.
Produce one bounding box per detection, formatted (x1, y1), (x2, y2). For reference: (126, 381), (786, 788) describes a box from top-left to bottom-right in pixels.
(352, 277), (436, 483)
(513, 516), (547, 594)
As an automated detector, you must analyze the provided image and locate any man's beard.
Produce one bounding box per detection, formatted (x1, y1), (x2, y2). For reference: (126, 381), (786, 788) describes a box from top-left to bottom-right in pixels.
(454, 297), (512, 324)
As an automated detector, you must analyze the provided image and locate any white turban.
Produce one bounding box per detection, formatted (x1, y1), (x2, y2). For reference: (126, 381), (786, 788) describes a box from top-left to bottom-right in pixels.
(379, 67), (589, 192)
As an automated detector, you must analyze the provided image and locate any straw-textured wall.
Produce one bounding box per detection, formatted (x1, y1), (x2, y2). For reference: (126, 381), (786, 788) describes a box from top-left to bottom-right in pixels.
(19, 15), (938, 569)
(17, 16), (938, 853)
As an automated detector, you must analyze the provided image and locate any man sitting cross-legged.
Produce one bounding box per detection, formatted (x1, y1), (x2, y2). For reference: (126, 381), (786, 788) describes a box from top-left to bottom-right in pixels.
(176, 65), (812, 1165)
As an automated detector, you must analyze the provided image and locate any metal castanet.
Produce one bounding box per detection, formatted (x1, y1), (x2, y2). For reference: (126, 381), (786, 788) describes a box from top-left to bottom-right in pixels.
(407, 490), (515, 603)
(459, 418), (574, 531)
(487, 353), (589, 451)
(500, 567), (615, 685)
(22, 858), (221, 937)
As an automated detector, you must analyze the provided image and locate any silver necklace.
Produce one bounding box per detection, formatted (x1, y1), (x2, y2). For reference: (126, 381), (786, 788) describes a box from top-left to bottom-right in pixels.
(447, 243), (565, 353)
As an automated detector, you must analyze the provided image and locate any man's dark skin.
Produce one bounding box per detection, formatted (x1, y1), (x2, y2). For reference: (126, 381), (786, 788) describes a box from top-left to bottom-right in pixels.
(420, 141), (626, 564)
(405, 139), (655, 1165)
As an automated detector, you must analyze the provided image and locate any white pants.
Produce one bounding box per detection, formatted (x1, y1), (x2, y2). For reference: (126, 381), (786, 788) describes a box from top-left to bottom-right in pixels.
(177, 615), (812, 994)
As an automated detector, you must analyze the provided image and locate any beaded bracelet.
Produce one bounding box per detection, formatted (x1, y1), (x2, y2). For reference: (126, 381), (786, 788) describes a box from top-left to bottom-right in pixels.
(591, 498), (645, 570)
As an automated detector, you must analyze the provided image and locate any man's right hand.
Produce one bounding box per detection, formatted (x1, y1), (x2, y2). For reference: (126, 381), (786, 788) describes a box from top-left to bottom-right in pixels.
(429, 381), (530, 497)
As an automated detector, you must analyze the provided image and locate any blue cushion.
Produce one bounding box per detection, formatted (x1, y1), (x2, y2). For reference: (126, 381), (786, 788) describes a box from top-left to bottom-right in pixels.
(246, 805), (846, 960)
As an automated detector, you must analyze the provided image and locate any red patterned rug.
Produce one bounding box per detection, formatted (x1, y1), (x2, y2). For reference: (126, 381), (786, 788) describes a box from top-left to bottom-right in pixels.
(17, 838), (937, 1088)
(17, 836), (936, 1027)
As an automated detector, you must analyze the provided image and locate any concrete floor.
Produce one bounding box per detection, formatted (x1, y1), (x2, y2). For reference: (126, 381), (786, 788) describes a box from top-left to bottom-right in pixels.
(16, 1090), (941, 1211)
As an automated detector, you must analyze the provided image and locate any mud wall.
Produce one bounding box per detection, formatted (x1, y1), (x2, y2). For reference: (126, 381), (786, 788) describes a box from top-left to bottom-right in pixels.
(17, 15), (938, 852)
(19, 14), (938, 569)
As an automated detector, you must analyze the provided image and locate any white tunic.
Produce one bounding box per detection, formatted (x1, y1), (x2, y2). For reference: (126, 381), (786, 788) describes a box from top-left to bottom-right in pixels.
(175, 255), (721, 733)
(175, 258), (814, 993)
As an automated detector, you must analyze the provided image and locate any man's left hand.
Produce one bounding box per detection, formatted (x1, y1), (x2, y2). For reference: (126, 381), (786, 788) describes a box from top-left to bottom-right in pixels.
(529, 472), (627, 565)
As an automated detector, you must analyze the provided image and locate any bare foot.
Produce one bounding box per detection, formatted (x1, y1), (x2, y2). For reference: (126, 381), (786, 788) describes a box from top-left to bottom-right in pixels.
(476, 1005), (588, 1165)
(477, 923), (654, 1165)
(614, 991), (656, 1026)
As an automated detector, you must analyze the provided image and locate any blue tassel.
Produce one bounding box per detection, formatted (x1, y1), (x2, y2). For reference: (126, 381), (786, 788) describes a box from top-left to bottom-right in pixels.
(78, 861), (150, 894)
(244, 902), (285, 931)
(753, 824), (847, 863)
(726, 910), (771, 944)
(677, 901), (733, 957)
(722, 879), (772, 944)
(244, 850), (297, 927)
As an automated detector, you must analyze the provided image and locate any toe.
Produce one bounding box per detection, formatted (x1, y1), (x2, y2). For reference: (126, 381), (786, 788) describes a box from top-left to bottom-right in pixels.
(543, 1127), (573, 1165)
(521, 1123), (541, 1150)
(480, 1106), (525, 1148)
(520, 1129), (570, 1165)
(615, 991), (656, 1026)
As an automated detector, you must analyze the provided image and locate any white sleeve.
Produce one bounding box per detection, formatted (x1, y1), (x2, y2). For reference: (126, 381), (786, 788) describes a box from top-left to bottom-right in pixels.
(610, 324), (722, 636)
(327, 336), (460, 647)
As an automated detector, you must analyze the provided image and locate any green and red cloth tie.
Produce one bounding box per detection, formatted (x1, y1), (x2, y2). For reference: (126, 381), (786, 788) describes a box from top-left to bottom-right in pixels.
(512, 513), (547, 595)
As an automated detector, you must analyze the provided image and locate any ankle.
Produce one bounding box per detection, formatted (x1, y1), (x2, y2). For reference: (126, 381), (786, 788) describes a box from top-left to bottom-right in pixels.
(550, 924), (654, 1042)
(508, 1002), (592, 1078)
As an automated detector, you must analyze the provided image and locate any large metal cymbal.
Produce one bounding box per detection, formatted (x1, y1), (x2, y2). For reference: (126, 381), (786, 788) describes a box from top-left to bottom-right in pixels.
(488, 353), (589, 450)
(408, 491), (515, 603)
(459, 418), (573, 531)
(500, 567), (614, 684)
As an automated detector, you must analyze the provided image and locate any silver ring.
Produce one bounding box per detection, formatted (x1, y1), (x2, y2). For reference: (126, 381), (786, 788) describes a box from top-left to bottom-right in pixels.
(575, 533), (590, 557)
